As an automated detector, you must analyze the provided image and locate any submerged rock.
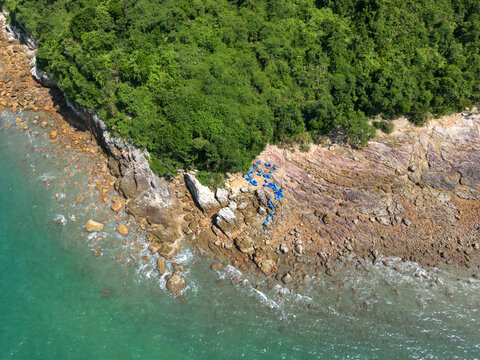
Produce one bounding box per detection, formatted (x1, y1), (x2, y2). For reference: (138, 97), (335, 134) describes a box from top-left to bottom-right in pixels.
(85, 219), (104, 232)
(92, 246), (102, 256)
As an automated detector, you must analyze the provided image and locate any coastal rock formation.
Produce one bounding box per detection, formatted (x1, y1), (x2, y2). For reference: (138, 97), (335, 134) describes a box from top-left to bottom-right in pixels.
(85, 220), (104, 232)
(184, 173), (219, 212)
(2, 11), (479, 291)
(2, 12), (184, 261)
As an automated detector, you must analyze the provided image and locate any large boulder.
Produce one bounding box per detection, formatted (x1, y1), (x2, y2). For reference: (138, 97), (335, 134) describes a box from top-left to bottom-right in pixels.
(165, 272), (186, 296)
(85, 219), (104, 232)
(184, 173), (219, 212)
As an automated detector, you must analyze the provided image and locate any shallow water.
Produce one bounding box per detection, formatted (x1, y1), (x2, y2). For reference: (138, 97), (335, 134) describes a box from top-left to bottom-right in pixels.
(1, 110), (479, 359)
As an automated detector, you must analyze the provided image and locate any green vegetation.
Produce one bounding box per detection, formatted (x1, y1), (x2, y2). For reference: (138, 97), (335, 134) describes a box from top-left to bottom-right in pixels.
(2, 0), (480, 175)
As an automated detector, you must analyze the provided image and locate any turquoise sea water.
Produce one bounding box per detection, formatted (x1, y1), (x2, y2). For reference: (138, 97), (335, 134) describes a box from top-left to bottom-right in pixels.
(1, 110), (479, 359)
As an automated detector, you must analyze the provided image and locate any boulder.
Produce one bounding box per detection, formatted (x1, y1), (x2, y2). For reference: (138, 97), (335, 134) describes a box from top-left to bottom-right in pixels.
(116, 224), (129, 235)
(165, 272), (186, 296)
(157, 257), (166, 275)
(184, 173), (219, 212)
(215, 188), (229, 207)
(85, 219), (104, 232)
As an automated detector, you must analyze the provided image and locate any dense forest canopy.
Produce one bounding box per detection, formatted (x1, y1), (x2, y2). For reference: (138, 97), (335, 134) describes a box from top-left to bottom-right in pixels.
(2, 0), (480, 175)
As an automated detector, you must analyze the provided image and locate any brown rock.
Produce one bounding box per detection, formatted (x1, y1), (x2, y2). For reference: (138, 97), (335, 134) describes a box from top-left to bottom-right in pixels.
(322, 213), (333, 224)
(172, 263), (184, 272)
(18, 123), (28, 131)
(116, 224), (129, 236)
(85, 219), (104, 232)
(111, 202), (123, 212)
(157, 257), (166, 275)
(234, 237), (255, 255)
(165, 272), (186, 296)
(211, 263), (223, 271)
(49, 130), (57, 139)
(254, 256), (277, 275)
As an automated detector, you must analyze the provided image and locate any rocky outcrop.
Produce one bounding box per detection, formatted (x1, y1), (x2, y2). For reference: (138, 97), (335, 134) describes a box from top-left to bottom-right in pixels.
(165, 272), (186, 296)
(184, 173), (219, 212)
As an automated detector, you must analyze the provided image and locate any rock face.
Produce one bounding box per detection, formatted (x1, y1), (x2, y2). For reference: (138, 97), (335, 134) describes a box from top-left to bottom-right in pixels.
(85, 219), (104, 232)
(165, 272), (186, 296)
(184, 173), (219, 212)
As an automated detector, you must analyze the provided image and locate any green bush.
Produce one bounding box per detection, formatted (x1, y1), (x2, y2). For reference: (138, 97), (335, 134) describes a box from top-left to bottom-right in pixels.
(195, 170), (225, 189)
(382, 122), (395, 134)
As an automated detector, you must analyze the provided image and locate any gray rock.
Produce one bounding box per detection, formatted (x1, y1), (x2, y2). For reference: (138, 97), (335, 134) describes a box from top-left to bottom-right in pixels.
(228, 201), (237, 211)
(280, 244), (289, 254)
(217, 207), (236, 224)
(215, 207), (237, 237)
(408, 165), (416, 172)
(402, 218), (412, 226)
(282, 273), (293, 284)
(185, 173), (219, 212)
(258, 206), (267, 215)
(215, 188), (229, 207)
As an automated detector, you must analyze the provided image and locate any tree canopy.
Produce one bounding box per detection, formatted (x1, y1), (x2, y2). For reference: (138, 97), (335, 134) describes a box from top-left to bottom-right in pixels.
(2, 0), (480, 174)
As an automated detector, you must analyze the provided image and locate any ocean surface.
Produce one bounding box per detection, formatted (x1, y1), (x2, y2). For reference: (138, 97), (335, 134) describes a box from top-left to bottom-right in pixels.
(1, 109), (479, 359)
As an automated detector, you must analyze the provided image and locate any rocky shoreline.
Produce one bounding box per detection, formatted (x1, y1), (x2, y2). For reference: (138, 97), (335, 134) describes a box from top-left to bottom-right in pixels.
(2, 12), (479, 296)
